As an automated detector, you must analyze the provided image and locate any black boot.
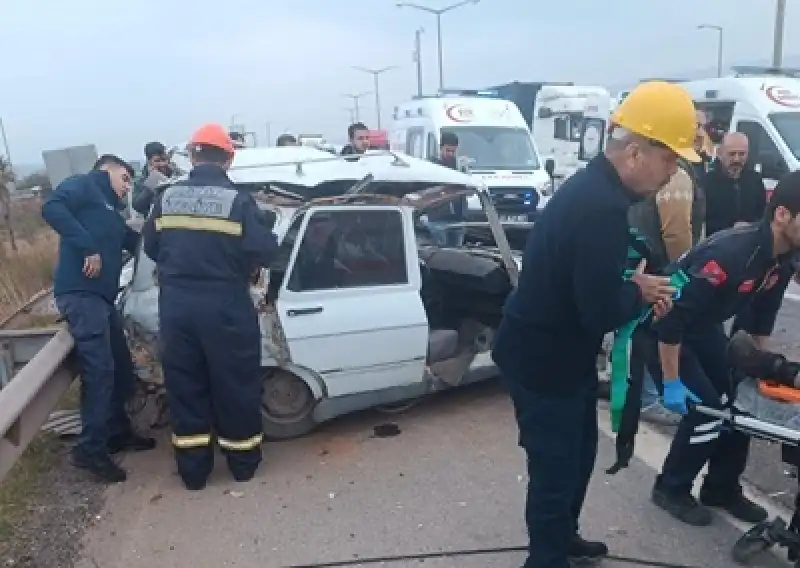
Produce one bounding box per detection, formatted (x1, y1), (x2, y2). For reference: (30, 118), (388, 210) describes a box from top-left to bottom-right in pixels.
(568, 534), (608, 563)
(728, 331), (799, 386)
(699, 486), (768, 523)
(651, 478), (712, 526)
(108, 431), (157, 454)
(71, 449), (127, 483)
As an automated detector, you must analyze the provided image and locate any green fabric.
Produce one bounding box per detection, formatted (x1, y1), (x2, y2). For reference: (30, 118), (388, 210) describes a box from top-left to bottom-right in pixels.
(609, 230), (690, 432)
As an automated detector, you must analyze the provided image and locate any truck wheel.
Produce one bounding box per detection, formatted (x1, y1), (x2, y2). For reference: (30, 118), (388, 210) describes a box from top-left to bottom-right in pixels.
(261, 368), (317, 440)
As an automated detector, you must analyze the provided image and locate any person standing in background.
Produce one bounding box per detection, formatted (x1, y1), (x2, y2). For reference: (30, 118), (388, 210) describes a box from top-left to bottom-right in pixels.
(704, 132), (767, 236)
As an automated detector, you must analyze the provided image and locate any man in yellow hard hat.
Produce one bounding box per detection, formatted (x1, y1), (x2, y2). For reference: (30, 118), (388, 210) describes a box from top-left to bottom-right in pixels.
(492, 81), (698, 568)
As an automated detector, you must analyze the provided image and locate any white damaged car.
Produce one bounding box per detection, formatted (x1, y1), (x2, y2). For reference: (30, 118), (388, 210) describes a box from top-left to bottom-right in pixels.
(118, 146), (524, 439)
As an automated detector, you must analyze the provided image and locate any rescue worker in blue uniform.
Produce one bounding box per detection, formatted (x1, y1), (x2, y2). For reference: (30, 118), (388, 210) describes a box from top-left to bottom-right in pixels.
(491, 82), (698, 568)
(42, 155), (156, 483)
(648, 170), (800, 527)
(142, 124), (279, 490)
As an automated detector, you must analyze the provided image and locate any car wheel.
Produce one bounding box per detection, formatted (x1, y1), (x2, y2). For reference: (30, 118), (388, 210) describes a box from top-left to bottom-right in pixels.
(261, 368), (317, 440)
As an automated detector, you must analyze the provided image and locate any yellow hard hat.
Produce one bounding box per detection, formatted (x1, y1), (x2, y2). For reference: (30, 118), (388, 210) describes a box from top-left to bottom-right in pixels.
(611, 81), (700, 163)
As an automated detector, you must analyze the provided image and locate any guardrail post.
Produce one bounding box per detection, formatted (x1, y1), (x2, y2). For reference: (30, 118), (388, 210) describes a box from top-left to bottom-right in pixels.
(0, 340), (12, 389)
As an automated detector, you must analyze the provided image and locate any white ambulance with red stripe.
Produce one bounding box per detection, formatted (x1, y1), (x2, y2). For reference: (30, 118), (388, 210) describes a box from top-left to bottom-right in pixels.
(681, 67), (800, 198)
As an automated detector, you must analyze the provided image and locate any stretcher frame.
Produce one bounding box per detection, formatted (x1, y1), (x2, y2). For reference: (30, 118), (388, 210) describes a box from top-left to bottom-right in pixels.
(694, 402), (800, 566)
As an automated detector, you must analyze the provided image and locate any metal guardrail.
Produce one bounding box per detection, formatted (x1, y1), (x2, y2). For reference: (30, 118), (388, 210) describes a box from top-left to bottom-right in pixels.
(0, 328), (75, 482)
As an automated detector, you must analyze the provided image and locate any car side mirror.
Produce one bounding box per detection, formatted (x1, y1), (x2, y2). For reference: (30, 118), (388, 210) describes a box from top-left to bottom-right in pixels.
(544, 158), (556, 178)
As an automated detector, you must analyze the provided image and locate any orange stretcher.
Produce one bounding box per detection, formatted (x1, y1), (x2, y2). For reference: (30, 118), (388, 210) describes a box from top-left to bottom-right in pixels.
(758, 380), (800, 404)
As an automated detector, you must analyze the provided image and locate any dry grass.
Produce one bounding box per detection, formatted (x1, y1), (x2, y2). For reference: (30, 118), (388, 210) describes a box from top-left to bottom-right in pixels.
(0, 199), (57, 322)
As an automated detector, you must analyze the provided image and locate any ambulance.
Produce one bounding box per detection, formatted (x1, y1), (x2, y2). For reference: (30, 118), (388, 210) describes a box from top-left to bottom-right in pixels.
(390, 90), (553, 222)
(681, 67), (800, 193)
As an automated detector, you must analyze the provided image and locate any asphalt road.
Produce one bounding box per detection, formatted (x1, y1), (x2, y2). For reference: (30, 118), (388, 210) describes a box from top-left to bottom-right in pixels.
(73, 381), (792, 568)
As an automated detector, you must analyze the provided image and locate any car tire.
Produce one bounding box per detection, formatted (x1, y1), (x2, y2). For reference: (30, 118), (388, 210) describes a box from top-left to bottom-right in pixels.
(261, 368), (318, 440)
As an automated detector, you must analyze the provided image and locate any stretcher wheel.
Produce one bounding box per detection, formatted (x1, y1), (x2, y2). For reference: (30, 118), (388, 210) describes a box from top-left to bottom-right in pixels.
(732, 521), (776, 564)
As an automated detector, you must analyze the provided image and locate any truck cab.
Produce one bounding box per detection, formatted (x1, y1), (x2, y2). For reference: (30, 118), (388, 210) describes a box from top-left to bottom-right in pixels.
(577, 92), (614, 165)
(532, 85), (612, 178)
(390, 90), (551, 222)
(682, 67), (800, 194)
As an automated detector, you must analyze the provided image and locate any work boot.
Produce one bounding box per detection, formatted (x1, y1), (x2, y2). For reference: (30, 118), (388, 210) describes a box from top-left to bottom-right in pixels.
(71, 450), (127, 483)
(699, 487), (768, 523)
(568, 534), (608, 563)
(728, 330), (799, 386)
(651, 480), (712, 526)
(182, 477), (207, 491)
(107, 431), (157, 455)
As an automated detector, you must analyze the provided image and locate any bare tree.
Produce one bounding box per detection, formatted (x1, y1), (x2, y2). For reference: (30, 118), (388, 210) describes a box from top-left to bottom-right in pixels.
(0, 156), (17, 251)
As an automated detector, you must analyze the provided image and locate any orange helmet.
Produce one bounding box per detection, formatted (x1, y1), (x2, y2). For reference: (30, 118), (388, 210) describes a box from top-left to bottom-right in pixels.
(188, 123), (235, 154)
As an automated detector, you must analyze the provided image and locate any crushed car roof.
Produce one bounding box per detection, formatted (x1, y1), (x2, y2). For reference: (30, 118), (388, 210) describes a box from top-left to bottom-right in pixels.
(169, 146), (482, 188)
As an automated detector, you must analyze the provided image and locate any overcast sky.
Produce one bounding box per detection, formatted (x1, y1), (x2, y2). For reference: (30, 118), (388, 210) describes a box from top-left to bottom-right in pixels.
(1, 0), (798, 164)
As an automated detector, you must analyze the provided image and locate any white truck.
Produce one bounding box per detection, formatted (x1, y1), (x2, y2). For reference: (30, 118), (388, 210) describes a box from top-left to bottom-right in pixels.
(488, 82), (612, 179)
(681, 66), (800, 194)
(390, 90), (552, 222)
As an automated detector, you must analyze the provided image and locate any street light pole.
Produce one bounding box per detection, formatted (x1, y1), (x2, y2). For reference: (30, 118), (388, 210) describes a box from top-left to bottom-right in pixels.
(773, 0), (787, 67)
(352, 66), (398, 129)
(397, 0), (480, 91)
(413, 28), (424, 97)
(342, 92), (371, 123)
(697, 24), (724, 77)
(0, 118), (13, 170)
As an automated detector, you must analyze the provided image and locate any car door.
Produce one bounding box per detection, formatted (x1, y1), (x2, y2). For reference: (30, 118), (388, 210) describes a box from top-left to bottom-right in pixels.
(275, 205), (429, 398)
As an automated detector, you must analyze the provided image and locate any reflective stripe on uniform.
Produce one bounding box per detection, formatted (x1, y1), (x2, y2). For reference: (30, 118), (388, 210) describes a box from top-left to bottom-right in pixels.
(218, 433), (263, 451)
(156, 215), (242, 236)
(171, 433), (212, 449)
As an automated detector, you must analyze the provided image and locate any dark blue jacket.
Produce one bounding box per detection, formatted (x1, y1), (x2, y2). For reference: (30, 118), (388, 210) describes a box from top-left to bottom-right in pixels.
(492, 154), (644, 394)
(41, 170), (139, 303)
(652, 221), (790, 344)
(142, 164), (278, 290)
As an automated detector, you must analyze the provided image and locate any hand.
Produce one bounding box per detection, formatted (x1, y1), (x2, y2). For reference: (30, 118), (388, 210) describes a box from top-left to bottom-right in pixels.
(83, 254), (102, 278)
(662, 377), (701, 415)
(630, 259), (676, 304)
(652, 297), (673, 320)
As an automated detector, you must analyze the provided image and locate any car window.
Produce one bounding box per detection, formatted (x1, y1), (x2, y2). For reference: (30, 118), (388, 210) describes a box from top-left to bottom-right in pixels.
(286, 209), (407, 293)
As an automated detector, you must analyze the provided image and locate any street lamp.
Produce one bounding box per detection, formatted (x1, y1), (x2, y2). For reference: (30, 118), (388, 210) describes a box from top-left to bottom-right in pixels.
(396, 0), (480, 91)
(773, 0), (787, 67)
(697, 24), (724, 77)
(352, 66), (398, 129)
(342, 92), (371, 123)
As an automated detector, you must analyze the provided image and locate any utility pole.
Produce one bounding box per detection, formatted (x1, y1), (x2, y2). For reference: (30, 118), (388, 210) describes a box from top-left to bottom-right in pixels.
(353, 66), (398, 129)
(342, 92), (371, 123)
(773, 0), (787, 67)
(413, 28), (424, 97)
(265, 123), (272, 146)
(697, 24), (723, 77)
(344, 108), (356, 123)
(397, 0), (480, 91)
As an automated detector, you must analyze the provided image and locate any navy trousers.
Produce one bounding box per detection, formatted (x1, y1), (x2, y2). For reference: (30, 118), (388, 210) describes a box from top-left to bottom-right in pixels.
(159, 285), (263, 483)
(508, 376), (599, 568)
(56, 292), (135, 457)
(647, 325), (749, 496)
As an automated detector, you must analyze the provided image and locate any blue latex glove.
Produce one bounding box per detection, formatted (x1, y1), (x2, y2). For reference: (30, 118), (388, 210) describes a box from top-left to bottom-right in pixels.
(662, 378), (701, 415)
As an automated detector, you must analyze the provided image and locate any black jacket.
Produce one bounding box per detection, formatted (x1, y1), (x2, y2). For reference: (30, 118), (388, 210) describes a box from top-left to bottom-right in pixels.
(142, 164), (278, 289)
(492, 154), (644, 394)
(651, 221), (789, 344)
(703, 161), (767, 236)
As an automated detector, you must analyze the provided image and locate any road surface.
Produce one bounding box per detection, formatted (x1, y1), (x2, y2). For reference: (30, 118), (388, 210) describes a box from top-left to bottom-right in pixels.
(71, 380), (794, 568)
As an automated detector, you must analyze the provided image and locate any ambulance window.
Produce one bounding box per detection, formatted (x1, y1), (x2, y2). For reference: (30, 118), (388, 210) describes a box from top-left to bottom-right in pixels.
(286, 209), (408, 292)
(426, 133), (438, 160)
(406, 128), (425, 158)
(553, 116), (569, 141)
(736, 120), (788, 180)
